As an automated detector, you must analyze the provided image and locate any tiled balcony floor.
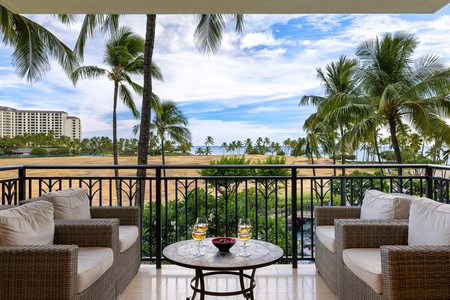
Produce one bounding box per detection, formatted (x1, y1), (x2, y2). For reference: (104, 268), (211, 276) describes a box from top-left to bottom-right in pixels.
(119, 263), (337, 300)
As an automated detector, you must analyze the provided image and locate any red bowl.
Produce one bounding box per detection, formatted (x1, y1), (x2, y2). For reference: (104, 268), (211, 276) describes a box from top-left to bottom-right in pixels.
(212, 237), (236, 252)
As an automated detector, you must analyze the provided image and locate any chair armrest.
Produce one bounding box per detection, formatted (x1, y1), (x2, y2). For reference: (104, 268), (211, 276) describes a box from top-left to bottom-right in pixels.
(0, 245), (78, 299)
(90, 206), (140, 227)
(314, 206), (361, 226)
(381, 245), (450, 300)
(19, 197), (43, 205)
(335, 219), (409, 251)
(0, 205), (15, 210)
(54, 219), (119, 258)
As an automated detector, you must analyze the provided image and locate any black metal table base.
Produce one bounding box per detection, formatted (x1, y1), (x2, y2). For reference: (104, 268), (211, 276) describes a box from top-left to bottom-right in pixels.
(188, 268), (257, 300)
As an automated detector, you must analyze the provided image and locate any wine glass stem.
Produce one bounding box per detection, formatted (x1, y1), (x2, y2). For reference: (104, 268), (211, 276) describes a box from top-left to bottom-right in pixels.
(244, 242), (247, 254)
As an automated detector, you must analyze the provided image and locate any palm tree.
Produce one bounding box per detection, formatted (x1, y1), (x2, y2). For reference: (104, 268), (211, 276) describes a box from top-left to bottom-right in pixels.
(0, 7), (80, 83)
(150, 100), (191, 173)
(71, 26), (157, 203)
(205, 136), (214, 147)
(221, 142), (228, 155)
(300, 55), (360, 165)
(236, 140), (243, 155)
(204, 136), (214, 156)
(71, 26), (151, 165)
(136, 14), (244, 206)
(356, 31), (450, 168)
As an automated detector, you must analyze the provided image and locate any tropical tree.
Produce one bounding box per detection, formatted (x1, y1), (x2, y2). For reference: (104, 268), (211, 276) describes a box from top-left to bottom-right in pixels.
(204, 136), (214, 156)
(149, 100), (191, 173)
(300, 55), (360, 165)
(179, 141), (193, 154)
(221, 142), (228, 155)
(71, 26), (155, 203)
(71, 26), (149, 162)
(355, 31), (450, 168)
(0, 7), (80, 83)
(136, 14), (244, 205)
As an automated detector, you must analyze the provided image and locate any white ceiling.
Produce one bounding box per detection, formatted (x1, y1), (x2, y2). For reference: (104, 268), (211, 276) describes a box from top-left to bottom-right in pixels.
(1, 0), (450, 14)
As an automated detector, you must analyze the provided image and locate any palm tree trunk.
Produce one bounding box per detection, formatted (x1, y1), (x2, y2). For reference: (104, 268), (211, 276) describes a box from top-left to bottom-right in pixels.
(113, 81), (121, 205)
(373, 129), (383, 175)
(388, 118), (403, 176)
(136, 14), (156, 207)
(161, 141), (166, 177)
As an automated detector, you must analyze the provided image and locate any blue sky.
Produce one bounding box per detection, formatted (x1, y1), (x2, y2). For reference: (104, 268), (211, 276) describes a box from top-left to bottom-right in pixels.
(2, 8), (450, 145)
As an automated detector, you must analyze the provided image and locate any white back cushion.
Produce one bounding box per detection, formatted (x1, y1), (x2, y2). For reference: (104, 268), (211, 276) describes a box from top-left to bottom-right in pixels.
(360, 189), (411, 220)
(42, 188), (91, 220)
(0, 201), (54, 246)
(408, 198), (450, 246)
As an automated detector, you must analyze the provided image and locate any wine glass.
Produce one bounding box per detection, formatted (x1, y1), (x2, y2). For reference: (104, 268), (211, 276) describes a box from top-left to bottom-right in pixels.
(194, 217), (209, 247)
(191, 229), (207, 256)
(238, 218), (252, 257)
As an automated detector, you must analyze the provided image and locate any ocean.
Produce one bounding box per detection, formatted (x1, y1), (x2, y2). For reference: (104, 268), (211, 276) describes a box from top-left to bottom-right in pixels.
(190, 146), (367, 160)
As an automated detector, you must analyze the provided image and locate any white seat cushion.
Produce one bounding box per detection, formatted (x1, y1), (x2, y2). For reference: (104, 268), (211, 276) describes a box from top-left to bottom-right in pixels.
(42, 188), (91, 220)
(316, 225), (335, 253)
(119, 225), (139, 253)
(343, 248), (382, 294)
(0, 201), (54, 246)
(408, 198), (450, 246)
(360, 189), (411, 220)
(77, 247), (114, 294)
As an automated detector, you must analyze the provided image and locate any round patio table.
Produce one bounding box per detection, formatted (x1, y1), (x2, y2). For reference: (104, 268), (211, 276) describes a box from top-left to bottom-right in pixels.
(163, 238), (284, 300)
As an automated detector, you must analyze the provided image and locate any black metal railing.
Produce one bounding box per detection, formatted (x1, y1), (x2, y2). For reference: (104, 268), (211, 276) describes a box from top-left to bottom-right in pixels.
(1, 163), (449, 268)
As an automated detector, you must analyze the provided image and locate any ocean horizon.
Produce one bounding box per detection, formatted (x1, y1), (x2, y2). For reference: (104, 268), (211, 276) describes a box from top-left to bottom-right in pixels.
(190, 146), (368, 160)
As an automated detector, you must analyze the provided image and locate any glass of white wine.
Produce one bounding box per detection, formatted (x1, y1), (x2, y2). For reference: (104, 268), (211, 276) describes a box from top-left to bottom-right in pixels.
(192, 230), (207, 256)
(238, 218), (252, 257)
(194, 217), (209, 247)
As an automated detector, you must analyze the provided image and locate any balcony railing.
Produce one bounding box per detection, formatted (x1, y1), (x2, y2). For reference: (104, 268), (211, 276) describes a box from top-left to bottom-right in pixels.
(1, 163), (449, 268)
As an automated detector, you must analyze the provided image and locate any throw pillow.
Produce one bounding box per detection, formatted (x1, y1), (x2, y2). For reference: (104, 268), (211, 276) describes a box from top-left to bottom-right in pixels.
(408, 198), (450, 246)
(42, 188), (91, 220)
(360, 189), (411, 220)
(0, 201), (54, 246)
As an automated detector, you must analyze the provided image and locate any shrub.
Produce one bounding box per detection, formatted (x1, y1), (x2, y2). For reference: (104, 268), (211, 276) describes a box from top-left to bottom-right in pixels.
(30, 147), (48, 156)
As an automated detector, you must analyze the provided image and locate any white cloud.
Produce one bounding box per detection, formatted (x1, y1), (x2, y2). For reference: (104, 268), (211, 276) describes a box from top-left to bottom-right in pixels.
(240, 31), (282, 49)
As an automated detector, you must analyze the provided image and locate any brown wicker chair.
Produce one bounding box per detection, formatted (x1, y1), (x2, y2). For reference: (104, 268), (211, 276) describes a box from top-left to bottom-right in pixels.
(314, 206), (361, 295)
(0, 218), (119, 300)
(335, 219), (450, 300)
(19, 198), (141, 296)
(90, 206), (141, 294)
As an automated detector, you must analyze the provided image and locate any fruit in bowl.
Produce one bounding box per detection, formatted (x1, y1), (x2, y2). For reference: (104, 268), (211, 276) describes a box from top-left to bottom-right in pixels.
(212, 237), (236, 252)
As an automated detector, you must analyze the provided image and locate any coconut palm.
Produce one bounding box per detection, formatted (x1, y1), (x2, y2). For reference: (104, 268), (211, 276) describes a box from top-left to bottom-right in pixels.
(73, 14), (120, 59)
(205, 136), (214, 147)
(221, 142), (228, 155)
(356, 31), (450, 167)
(0, 6), (80, 83)
(71, 26), (162, 203)
(136, 14), (243, 205)
(300, 55), (361, 165)
(71, 26), (149, 167)
(150, 100), (191, 174)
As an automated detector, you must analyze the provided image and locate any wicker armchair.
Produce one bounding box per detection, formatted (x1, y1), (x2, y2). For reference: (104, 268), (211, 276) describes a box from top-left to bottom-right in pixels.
(19, 198), (141, 296)
(0, 218), (119, 300)
(334, 219), (450, 300)
(314, 206), (361, 294)
(90, 206), (141, 294)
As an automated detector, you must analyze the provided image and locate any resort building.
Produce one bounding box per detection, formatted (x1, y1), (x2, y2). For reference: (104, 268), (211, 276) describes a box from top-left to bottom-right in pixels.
(0, 106), (81, 140)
